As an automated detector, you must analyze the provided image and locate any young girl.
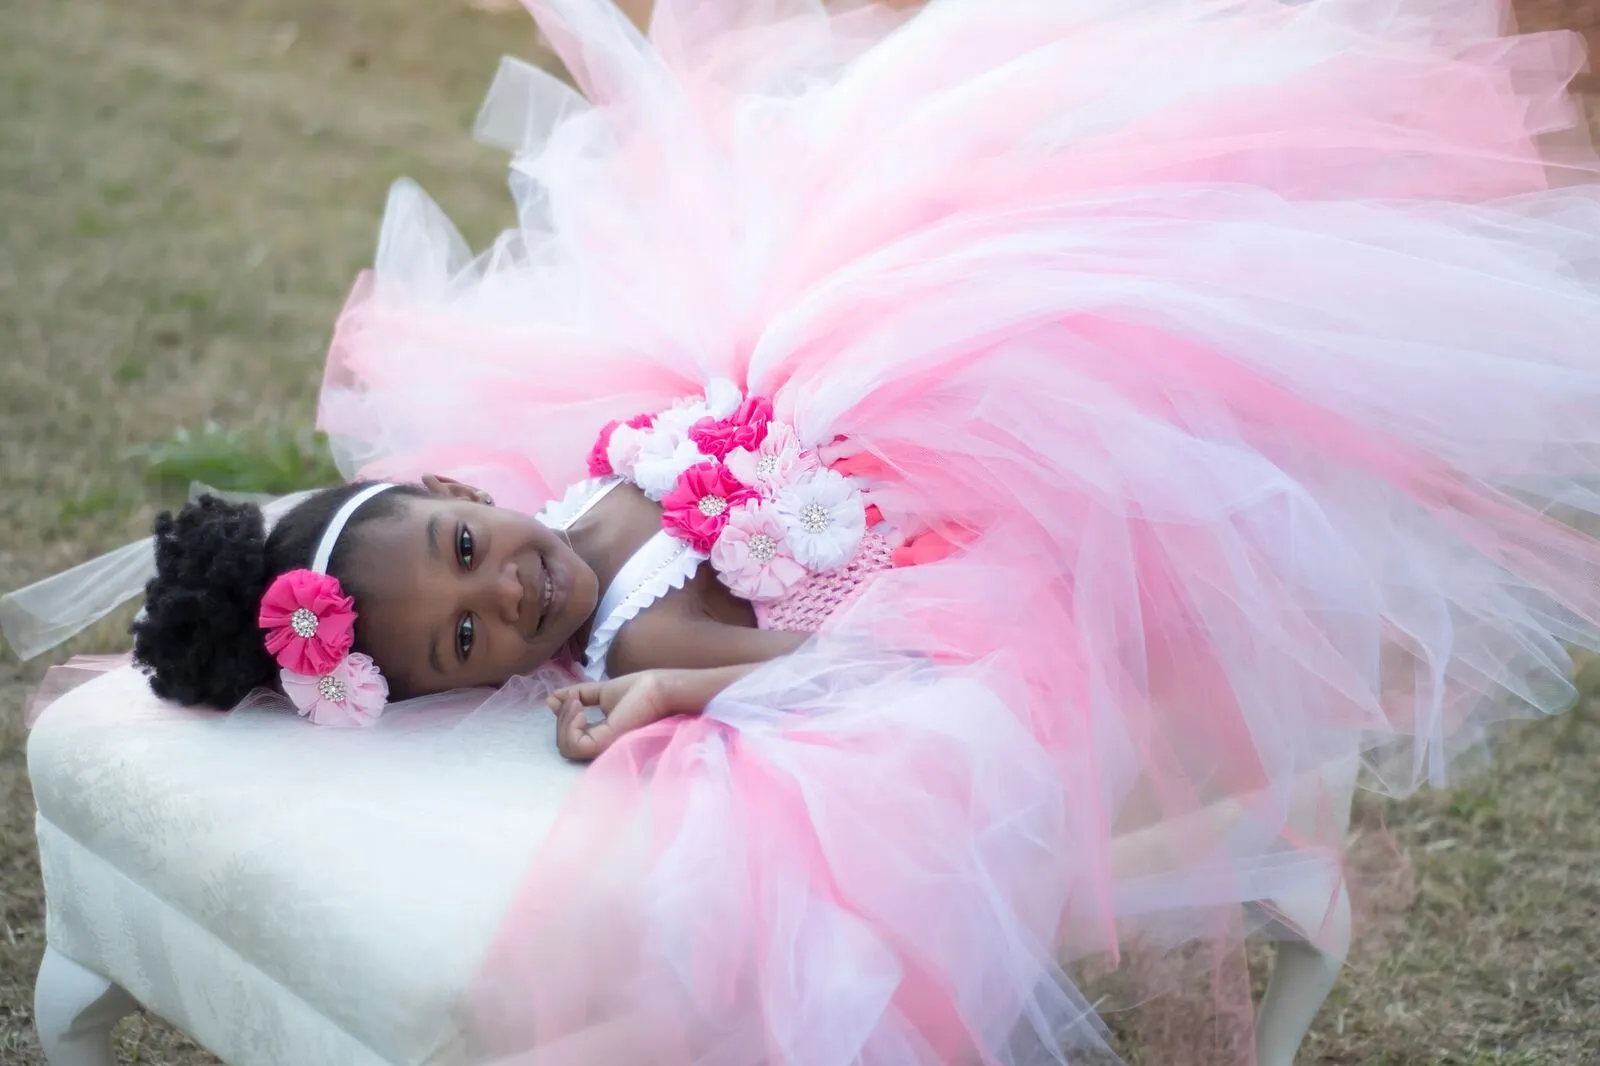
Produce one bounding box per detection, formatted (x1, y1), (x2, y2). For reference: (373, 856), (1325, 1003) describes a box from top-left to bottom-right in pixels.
(127, 463), (821, 754)
(10, 0), (1600, 1062)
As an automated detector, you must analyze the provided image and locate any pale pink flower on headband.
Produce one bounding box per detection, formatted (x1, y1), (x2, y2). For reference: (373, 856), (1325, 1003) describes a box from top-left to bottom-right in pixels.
(260, 569), (386, 727)
(258, 570), (356, 676)
(280, 652), (389, 728)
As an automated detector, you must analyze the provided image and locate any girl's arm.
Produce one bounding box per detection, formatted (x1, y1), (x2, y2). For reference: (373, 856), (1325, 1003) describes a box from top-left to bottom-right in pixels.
(562, 598), (813, 762)
(609, 610), (809, 675)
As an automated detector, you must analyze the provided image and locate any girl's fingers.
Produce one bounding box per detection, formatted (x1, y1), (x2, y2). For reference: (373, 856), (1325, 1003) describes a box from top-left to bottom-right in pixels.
(551, 681), (609, 709)
(556, 696), (599, 761)
(556, 697), (621, 761)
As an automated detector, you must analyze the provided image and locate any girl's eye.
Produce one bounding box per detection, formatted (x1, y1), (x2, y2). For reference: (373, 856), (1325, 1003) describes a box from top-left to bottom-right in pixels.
(456, 614), (475, 661)
(457, 524), (475, 569)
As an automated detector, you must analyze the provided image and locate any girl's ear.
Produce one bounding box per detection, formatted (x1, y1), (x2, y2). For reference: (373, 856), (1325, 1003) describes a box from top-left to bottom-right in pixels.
(420, 474), (493, 506)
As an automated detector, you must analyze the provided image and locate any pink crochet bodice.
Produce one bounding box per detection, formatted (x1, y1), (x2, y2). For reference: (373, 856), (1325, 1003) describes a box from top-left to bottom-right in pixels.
(754, 530), (896, 632)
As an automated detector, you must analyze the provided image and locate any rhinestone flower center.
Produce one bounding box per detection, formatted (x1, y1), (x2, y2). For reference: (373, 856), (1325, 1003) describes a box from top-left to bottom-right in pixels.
(747, 533), (778, 563)
(756, 455), (780, 479)
(316, 674), (347, 702)
(290, 607), (319, 639)
(799, 502), (831, 535)
(698, 494), (728, 518)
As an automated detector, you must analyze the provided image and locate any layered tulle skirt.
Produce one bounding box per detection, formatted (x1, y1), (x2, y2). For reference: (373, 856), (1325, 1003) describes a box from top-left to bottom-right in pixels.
(313, 0), (1600, 1061)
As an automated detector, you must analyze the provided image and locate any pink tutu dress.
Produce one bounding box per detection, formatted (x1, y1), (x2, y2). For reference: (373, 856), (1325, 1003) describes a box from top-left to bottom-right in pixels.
(312, 0), (1600, 1061)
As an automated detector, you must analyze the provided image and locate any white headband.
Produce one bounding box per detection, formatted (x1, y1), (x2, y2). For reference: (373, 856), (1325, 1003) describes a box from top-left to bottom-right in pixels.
(311, 483), (397, 574)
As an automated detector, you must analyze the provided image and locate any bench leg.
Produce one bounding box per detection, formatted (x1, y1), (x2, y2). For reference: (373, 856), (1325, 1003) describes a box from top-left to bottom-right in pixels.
(1253, 749), (1358, 1066)
(1253, 884), (1351, 1066)
(35, 947), (136, 1066)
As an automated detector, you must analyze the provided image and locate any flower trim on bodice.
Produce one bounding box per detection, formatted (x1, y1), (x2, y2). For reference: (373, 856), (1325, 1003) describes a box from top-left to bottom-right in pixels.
(588, 379), (871, 606)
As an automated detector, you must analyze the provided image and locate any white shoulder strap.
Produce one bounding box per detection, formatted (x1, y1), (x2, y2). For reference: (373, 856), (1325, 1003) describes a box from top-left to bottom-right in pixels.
(582, 532), (703, 680)
(537, 478), (620, 532)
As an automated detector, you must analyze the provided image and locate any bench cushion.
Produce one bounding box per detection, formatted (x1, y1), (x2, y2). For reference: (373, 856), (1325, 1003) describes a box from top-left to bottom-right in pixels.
(29, 665), (580, 1066)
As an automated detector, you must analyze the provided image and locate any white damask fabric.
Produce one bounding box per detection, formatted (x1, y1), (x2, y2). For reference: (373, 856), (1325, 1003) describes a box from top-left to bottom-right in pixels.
(30, 666), (582, 1066)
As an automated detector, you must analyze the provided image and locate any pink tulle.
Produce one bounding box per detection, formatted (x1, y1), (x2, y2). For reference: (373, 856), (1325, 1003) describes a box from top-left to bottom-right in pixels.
(25, 654), (133, 728)
(313, 0), (1600, 1062)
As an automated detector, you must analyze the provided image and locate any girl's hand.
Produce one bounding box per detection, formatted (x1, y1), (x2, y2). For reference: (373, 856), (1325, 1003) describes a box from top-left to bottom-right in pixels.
(421, 473), (493, 506)
(548, 663), (761, 762)
(549, 671), (678, 761)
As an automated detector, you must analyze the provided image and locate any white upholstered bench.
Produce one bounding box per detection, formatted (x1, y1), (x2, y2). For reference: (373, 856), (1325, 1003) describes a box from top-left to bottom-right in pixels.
(28, 665), (1353, 1066)
(28, 664), (582, 1066)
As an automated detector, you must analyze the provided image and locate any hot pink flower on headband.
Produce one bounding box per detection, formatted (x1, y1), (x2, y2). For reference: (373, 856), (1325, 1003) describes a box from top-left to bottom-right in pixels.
(259, 570), (357, 676)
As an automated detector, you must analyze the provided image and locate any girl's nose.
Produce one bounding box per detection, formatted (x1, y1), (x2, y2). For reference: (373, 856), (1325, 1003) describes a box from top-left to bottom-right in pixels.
(500, 560), (526, 624)
(479, 559), (524, 625)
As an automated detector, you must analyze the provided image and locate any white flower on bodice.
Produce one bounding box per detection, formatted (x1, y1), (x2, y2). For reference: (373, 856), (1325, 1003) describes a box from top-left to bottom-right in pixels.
(773, 468), (867, 571)
(633, 431), (708, 501)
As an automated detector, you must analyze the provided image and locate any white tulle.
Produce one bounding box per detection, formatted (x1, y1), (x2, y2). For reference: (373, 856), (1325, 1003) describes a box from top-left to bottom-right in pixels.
(1, 486), (317, 662)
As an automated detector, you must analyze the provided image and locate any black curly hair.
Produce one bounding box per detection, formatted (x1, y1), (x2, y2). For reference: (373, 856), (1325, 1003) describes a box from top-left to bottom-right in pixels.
(131, 482), (427, 709)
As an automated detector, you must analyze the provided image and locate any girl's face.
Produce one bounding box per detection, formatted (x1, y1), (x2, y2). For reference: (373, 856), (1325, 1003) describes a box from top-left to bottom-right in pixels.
(345, 483), (598, 697)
